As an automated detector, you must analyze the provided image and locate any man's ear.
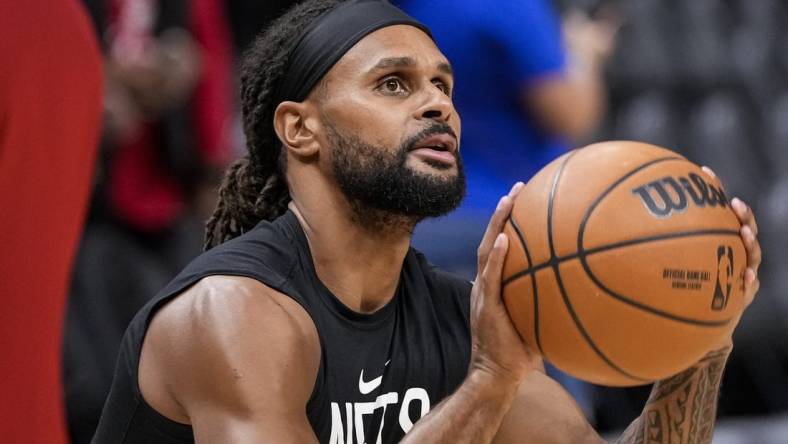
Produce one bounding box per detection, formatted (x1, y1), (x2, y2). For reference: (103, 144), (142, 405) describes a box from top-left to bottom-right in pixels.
(273, 101), (320, 158)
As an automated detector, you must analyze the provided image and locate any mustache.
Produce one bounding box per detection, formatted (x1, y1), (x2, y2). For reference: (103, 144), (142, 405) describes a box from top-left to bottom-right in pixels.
(402, 122), (458, 152)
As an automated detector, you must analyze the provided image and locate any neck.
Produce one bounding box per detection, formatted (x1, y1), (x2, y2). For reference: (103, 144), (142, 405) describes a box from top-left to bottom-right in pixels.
(288, 198), (414, 314)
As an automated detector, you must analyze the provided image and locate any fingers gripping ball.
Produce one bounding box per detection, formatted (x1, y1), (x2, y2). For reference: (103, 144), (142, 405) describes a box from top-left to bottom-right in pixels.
(501, 141), (747, 386)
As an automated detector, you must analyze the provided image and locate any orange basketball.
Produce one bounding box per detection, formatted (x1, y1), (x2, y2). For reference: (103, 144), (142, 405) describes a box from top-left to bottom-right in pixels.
(501, 141), (747, 386)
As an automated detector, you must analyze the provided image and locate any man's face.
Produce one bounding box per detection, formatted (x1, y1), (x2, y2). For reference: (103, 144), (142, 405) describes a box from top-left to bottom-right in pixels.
(314, 25), (465, 222)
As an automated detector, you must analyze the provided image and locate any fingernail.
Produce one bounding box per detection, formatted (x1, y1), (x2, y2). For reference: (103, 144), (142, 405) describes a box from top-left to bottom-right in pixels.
(496, 196), (507, 210)
(732, 198), (745, 212)
(494, 233), (506, 247)
(510, 181), (524, 194)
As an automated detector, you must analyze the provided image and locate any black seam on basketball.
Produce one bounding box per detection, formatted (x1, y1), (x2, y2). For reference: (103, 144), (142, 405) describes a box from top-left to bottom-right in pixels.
(576, 155), (734, 328)
(580, 228), (739, 327)
(547, 152), (647, 382)
(581, 261), (732, 326)
(582, 229), (740, 257)
(506, 216), (543, 354)
(503, 228), (740, 288)
(546, 153), (572, 267)
(551, 260), (649, 383)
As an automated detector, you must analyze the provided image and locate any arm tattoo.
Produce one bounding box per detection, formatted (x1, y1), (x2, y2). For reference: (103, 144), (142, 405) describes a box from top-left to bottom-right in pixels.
(688, 351), (727, 441)
(616, 347), (731, 444)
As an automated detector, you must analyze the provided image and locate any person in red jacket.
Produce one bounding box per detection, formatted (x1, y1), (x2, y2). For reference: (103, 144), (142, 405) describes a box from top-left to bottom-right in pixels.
(0, 1), (103, 442)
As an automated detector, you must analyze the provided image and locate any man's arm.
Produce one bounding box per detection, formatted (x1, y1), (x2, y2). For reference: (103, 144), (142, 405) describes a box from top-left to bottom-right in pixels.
(523, 65), (605, 142)
(617, 346), (731, 444)
(490, 346), (731, 444)
(523, 11), (615, 141)
(493, 368), (602, 444)
(138, 275), (321, 443)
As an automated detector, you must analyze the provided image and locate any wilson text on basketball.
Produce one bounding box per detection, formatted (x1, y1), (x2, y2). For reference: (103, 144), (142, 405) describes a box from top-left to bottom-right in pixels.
(631, 172), (728, 218)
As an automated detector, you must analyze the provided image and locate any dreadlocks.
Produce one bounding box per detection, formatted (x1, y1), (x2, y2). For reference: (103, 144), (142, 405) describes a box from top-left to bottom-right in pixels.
(204, 0), (344, 249)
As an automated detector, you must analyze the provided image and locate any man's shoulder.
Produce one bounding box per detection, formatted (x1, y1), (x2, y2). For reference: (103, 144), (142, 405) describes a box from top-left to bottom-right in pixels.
(140, 275), (320, 425)
(145, 275), (319, 380)
(152, 275), (315, 340)
(145, 276), (319, 381)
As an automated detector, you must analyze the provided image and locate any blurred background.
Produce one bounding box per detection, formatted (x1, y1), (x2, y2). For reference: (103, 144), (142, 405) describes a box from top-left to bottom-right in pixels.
(1, 0), (785, 442)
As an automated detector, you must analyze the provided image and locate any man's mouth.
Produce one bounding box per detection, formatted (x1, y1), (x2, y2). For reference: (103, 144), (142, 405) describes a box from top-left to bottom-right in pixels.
(409, 133), (457, 166)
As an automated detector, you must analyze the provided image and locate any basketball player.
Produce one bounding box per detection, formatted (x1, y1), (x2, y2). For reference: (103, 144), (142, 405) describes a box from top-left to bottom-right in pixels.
(93, 1), (762, 442)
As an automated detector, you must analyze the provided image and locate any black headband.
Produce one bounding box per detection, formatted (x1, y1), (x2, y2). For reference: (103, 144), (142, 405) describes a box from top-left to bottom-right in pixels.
(275, 0), (433, 105)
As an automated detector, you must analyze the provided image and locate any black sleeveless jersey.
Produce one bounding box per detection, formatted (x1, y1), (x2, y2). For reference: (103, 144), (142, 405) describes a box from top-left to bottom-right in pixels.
(93, 210), (473, 443)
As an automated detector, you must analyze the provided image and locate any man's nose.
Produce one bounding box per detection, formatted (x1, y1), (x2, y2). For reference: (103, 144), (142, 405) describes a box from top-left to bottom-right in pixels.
(414, 86), (453, 122)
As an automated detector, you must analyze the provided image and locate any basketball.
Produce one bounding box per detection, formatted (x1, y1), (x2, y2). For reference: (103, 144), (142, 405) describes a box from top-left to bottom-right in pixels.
(501, 141), (747, 386)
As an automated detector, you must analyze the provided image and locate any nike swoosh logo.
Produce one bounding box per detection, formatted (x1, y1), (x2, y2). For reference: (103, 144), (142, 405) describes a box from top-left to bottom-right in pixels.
(358, 360), (390, 395)
(358, 370), (383, 395)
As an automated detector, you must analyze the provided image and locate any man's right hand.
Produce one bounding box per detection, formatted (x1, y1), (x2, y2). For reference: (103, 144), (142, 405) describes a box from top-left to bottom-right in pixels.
(469, 182), (542, 387)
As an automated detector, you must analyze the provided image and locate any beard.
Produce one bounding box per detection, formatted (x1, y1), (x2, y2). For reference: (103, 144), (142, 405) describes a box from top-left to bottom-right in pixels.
(326, 120), (466, 232)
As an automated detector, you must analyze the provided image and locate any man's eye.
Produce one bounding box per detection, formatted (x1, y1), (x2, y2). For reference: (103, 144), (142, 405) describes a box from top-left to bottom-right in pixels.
(434, 80), (451, 95)
(380, 78), (406, 94)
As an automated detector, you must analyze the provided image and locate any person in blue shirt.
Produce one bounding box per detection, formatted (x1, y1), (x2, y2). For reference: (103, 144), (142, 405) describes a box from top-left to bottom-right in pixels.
(398, 0), (613, 278)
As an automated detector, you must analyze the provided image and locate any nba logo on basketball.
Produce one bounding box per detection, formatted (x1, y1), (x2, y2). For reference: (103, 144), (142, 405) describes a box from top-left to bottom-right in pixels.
(712, 245), (734, 311)
(631, 172), (728, 218)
